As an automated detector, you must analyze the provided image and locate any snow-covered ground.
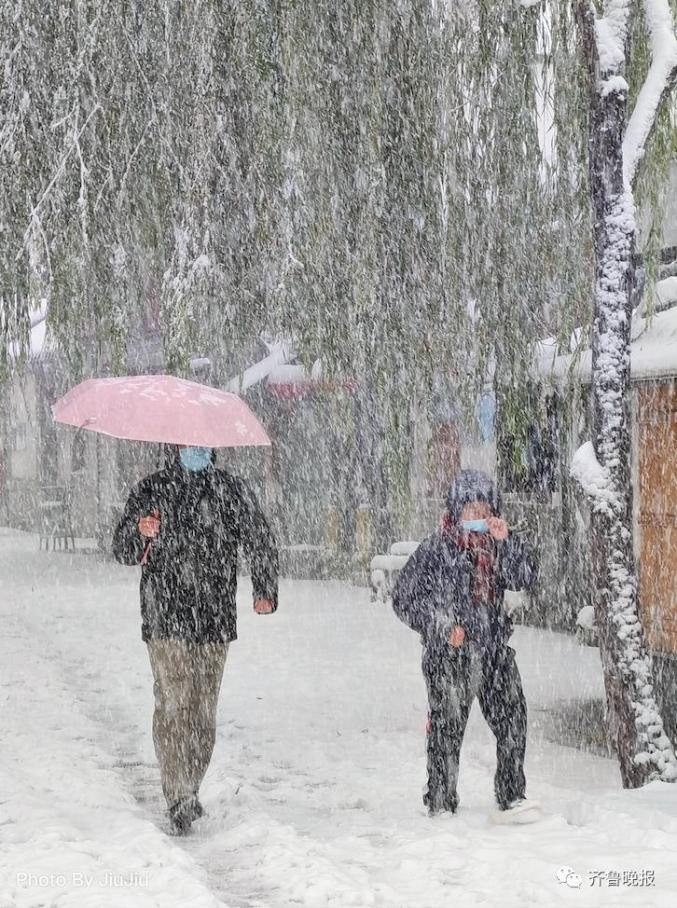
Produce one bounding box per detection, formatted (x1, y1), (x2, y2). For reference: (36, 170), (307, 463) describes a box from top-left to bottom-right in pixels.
(2, 527), (677, 907)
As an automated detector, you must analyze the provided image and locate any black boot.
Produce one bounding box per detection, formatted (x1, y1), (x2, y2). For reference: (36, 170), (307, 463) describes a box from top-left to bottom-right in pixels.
(168, 799), (193, 836)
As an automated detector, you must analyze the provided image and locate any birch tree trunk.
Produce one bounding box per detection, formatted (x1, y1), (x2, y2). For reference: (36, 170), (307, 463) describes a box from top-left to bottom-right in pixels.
(572, 0), (677, 786)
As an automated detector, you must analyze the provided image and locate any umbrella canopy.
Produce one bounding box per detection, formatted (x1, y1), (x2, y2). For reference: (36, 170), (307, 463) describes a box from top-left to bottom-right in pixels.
(52, 374), (271, 447)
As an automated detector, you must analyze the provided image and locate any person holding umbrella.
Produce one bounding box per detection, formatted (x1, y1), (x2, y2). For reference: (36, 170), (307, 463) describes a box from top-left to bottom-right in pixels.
(53, 375), (279, 836)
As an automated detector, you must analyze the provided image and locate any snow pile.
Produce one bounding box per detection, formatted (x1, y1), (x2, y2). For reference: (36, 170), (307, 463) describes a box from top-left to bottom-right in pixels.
(570, 442), (620, 515)
(595, 7), (630, 74)
(370, 542), (419, 602)
(504, 589), (528, 617)
(601, 75), (629, 97)
(370, 553), (410, 602)
(577, 605), (595, 630)
(3, 529), (677, 906)
(370, 553), (411, 573)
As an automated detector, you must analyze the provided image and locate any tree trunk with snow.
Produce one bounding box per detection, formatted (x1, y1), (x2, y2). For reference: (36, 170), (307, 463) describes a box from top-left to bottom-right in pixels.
(572, 0), (677, 786)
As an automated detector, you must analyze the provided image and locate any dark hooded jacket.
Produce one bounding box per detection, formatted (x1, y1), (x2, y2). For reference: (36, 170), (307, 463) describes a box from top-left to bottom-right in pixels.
(112, 457), (279, 644)
(392, 470), (536, 655)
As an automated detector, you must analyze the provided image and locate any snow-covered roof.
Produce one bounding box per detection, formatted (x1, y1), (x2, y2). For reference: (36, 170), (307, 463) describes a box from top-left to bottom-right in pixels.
(541, 304), (677, 384)
(656, 275), (677, 309)
(267, 360), (323, 386)
(5, 303), (51, 362)
(225, 341), (294, 393)
(29, 315), (48, 358)
(267, 363), (312, 386)
(225, 339), (330, 398)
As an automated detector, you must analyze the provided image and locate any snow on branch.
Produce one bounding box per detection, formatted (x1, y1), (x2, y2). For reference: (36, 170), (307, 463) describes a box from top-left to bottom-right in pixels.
(596, 0), (632, 74)
(571, 441), (620, 515)
(623, 0), (677, 187)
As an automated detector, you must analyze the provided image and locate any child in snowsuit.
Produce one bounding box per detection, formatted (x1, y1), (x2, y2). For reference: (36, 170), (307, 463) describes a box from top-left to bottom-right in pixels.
(392, 470), (537, 816)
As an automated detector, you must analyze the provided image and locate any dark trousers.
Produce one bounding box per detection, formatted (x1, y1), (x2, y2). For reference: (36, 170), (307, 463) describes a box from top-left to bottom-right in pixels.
(422, 642), (527, 812)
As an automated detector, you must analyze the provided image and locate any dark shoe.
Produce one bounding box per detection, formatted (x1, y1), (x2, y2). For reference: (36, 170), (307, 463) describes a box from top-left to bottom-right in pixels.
(168, 799), (193, 836)
(189, 794), (204, 821)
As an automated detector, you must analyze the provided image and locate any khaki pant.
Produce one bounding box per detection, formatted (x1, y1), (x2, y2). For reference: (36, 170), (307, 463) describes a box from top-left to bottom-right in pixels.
(147, 639), (229, 808)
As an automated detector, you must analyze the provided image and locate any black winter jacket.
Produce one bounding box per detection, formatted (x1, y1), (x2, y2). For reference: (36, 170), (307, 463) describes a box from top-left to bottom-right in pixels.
(112, 463), (279, 643)
(392, 530), (536, 655)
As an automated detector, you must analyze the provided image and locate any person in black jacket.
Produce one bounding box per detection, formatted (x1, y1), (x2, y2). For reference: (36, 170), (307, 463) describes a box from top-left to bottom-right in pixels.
(392, 470), (537, 818)
(113, 444), (279, 835)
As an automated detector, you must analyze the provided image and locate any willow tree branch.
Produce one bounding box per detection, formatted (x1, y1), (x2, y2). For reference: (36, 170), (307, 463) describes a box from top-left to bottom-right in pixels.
(16, 103), (102, 261)
(623, 0), (677, 187)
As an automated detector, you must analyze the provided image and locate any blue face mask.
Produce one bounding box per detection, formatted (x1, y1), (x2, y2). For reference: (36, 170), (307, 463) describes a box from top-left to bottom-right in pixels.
(179, 446), (213, 472)
(461, 519), (489, 534)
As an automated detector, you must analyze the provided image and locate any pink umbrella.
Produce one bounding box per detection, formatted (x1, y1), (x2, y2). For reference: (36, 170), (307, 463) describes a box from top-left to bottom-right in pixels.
(52, 374), (271, 447)
(54, 375), (271, 565)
